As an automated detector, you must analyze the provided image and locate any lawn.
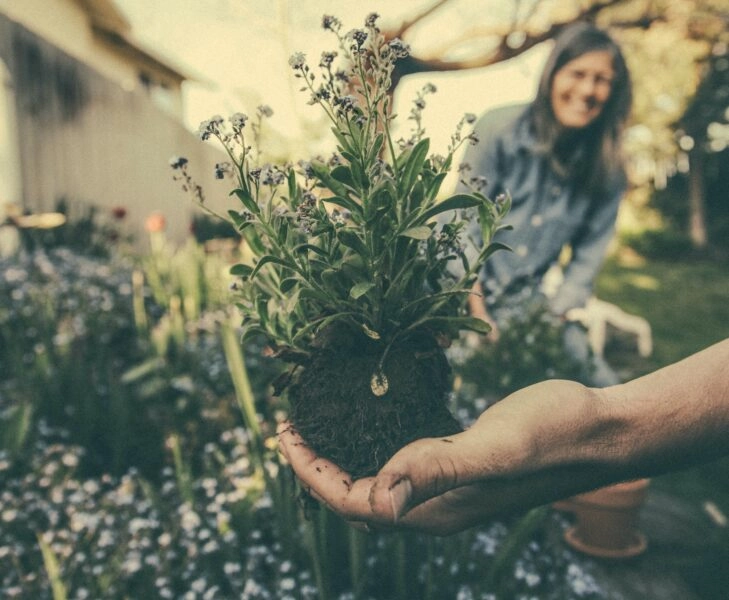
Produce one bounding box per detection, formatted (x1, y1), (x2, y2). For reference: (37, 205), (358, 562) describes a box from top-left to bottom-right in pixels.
(597, 250), (729, 374)
(597, 250), (729, 600)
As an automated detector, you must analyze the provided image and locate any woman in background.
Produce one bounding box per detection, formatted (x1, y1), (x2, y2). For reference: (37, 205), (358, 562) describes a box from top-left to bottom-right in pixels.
(460, 22), (632, 386)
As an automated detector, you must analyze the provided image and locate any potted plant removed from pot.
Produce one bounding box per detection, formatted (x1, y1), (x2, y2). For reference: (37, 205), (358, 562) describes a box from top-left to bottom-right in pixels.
(174, 14), (510, 479)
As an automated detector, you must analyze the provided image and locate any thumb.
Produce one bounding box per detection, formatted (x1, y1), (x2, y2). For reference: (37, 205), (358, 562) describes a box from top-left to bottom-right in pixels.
(368, 433), (471, 522)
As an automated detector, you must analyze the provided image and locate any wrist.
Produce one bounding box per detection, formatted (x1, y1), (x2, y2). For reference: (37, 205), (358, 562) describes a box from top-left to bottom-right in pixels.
(574, 386), (635, 471)
(534, 382), (617, 469)
(477, 381), (607, 475)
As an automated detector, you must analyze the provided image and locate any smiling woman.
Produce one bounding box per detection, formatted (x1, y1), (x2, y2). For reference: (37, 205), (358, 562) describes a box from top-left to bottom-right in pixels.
(459, 21), (633, 389)
(549, 50), (615, 129)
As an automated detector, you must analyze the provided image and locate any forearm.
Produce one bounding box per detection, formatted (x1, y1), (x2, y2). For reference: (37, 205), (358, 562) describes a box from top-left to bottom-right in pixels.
(511, 338), (729, 487)
(463, 380), (624, 506)
(464, 338), (729, 514)
(602, 337), (729, 477)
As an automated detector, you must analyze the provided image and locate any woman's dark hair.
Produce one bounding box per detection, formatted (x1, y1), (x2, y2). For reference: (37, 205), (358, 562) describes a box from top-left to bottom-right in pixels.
(530, 22), (632, 193)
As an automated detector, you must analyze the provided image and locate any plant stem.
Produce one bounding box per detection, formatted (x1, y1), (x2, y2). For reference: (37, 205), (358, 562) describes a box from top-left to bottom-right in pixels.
(308, 509), (331, 600)
(348, 527), (367, 597)
(37, 534), (67, 600)
(394, 534), (408, 599)
(220, 320), (265, 472)
(484, 506), (550, 593)
(167, 433), (194, 504)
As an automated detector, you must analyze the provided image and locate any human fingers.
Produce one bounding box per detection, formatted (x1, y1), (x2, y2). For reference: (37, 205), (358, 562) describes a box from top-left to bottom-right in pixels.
(382, 482), (489, 535)
(276, 421), (376, 521)
(365, 431), (481, 522)
(365, 404), (528, 523)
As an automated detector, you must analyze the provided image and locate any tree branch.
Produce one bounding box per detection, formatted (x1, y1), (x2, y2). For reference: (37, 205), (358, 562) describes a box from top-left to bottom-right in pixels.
(386, 0), (661, 87)
(386, 0), (456, 39)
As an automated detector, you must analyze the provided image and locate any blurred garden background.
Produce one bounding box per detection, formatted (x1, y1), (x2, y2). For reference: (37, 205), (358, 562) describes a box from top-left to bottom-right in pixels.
(1, 0), (729, 598)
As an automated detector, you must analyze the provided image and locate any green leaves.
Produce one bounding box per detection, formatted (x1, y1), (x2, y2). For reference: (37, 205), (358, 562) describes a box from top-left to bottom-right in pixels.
(366, 133), (385, 165)
(250, 255), (294, 279)
(480, 192), (512, 245)
(399, 225), (432, 240)
(323, 196), (363, 220)
(416, 193), (481, 224)
(337, 228), (369, 258)
(280, 277), (299, 294)
(232, 188), (260, 215)
(310, 161), (351, 198)
(350, 281), (375, 299)
(411, 315), (492, 336)
(364, 185), (394, 225)
(293, 243), (329, 258)
(397, 138), (430, 198)
(185, 26), (509, 355)
(230, 264), (253, 278)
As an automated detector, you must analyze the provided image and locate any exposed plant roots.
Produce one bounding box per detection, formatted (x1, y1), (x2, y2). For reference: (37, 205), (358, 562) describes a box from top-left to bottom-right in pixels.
(287, 330), (461, 479)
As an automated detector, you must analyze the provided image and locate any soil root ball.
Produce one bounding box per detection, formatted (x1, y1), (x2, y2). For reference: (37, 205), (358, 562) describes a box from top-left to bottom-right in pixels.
(287, 332), (461, 479)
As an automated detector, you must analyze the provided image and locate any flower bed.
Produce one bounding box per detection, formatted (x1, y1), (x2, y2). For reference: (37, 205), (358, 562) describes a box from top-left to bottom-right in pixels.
(0, 238), (613, 599)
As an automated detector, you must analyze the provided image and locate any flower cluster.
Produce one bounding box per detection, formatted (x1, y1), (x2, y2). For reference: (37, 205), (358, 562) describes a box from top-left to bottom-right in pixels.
(401, 82), (438, 149)
(1, 239), (610, 600)
(0, 422), (316, 599)
(170, 156), (205, 204)
(0, 242), (274, 479)
(0, 248), (138, 383)
(0, 422), (608, 598)
(449, 111), (479, 154)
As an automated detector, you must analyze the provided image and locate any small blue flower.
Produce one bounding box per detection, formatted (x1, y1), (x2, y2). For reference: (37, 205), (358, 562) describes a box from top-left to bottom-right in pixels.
(288, 52), (306, 70)
(169, 156), (188, 170)
(230, 113), (248, 131)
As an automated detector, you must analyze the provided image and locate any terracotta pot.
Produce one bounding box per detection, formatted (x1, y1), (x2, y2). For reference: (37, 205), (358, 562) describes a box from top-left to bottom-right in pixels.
(558, 478), (650, 559)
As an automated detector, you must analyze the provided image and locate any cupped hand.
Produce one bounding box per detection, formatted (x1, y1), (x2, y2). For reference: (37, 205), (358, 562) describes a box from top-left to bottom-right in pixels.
(277, 420), (495, 535)
(277, 380), (609, 535)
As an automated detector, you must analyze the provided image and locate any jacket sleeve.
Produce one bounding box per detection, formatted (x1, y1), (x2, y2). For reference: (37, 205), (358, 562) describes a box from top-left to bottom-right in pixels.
(550, 179), (624, 315)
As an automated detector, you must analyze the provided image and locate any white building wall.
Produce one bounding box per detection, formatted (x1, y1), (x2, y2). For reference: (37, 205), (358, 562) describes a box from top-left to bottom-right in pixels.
(0, 58), (22, 207)
(1, 11), (227, 244)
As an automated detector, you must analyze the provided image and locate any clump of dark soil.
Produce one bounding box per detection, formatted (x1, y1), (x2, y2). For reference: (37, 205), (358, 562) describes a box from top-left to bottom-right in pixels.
(286, 328), (461, 479)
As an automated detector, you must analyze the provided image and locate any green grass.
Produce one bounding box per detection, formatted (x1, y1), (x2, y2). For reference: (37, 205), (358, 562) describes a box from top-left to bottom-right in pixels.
(597, 252), (729, 600)
(597, 253), (729, 374)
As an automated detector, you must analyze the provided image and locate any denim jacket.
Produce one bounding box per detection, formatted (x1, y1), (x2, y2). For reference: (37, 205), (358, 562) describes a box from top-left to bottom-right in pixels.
(457, 103), (625, 316)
